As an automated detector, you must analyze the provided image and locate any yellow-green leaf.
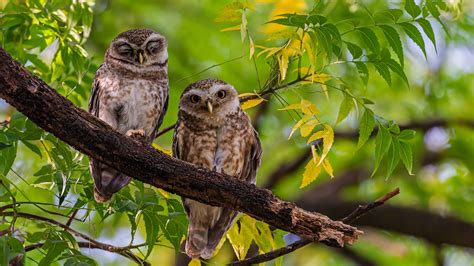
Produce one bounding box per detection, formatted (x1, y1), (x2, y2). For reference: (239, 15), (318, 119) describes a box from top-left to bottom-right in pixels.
(322, 159), (334, 177)
(300, 158), (322, 188)
(241, 98), (265, 110)
(288, 115), (312, 139)
(249, 36), (255, 59)
(300, 99), (320, 115)
(227, 216), (255, 260)
(318, 125), (334, 165)
(188, 259), (201, 266)
(221, 24), (241, 32)
(300, 119), (318, 137)
(307, 130), (325, 144)
(241, 12), (247, 42)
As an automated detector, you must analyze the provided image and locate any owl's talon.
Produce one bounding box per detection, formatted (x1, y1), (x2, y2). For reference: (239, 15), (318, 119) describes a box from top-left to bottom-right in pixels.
(126, 129), (148, 144)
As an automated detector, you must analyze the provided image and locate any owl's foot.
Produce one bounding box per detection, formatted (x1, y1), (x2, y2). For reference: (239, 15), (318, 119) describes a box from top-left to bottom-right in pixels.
(126, 129), (148, 144)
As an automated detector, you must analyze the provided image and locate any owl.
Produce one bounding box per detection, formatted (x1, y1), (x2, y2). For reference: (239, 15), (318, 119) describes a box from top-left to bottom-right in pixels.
(88, 29), (169, 202)
(172, 79), (262, 259)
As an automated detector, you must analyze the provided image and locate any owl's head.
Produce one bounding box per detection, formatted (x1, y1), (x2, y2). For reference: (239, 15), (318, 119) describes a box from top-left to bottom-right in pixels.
(106, 29), (167, 68)
(179, 79), (240, 120)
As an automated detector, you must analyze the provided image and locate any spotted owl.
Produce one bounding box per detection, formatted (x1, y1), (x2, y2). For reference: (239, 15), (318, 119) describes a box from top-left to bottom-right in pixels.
(172, 79), (262, 259)
(88, 29), (169, 202)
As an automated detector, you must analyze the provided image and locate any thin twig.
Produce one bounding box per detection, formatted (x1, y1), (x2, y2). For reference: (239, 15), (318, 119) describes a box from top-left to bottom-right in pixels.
(229, 188), (400, 266)
(25, 241), (150, 266)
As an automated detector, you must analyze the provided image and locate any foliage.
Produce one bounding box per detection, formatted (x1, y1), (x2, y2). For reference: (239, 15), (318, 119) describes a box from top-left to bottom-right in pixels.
(0, 0), (473, 265)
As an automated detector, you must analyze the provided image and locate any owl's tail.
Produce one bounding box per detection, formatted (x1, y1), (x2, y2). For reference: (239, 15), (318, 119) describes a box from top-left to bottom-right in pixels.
(185, 222), (209, 259)
(89, 158), (131, 203)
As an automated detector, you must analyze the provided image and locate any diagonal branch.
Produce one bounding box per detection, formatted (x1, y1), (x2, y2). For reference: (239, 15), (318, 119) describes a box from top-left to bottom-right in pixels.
(0, 47), (362, 247)
(229, 188), (400, 266)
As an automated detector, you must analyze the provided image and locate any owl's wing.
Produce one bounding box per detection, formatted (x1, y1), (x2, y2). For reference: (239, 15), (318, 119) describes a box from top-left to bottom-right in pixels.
(88, 65), (103, 116)
(205, 128), (262, 255)
(150, 91), (169, 141)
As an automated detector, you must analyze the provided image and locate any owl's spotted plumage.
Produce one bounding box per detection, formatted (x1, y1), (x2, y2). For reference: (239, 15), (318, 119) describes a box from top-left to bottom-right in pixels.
(173, 79), (262, 259)
(89, 29), (169, 202)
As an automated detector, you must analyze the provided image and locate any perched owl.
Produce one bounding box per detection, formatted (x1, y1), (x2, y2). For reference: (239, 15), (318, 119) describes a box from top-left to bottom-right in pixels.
(173, 79), (262, 259)
(88, 29), (169, 202)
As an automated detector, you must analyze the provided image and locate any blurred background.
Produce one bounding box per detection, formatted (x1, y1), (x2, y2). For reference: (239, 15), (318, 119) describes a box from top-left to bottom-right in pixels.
(1, 0), (474, 265)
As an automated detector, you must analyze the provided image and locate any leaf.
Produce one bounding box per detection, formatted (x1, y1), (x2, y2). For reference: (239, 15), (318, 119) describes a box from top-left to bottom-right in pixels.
(322, 159), (334, 177)
(378, 9), (404, 21)
(386, 138), (400, 179)
(240, 12), (247, 42)
(399, 22), (426, 59)
(357, 27), (380, 54)
(300, 120), (318, 138)
(227, 216), (254, 260)
(0, 143), (11, 151)
(398, 129), (416, 141)
(354, 62), (369, 85)
(240, 93), (265, 110)
(417, 18), (437, 52)
(372, 125), (392, 176)
(188, 259), (201, 266)
(143, 210), (160, 258)
(378, 25), (404, 65)
(372, 61), (391, 86)
(220, 25), (241, 32)
(215, 2), (244, 22)
(0, 236), (24, 266)
(404, 0), (421, 18)
(307, 130), (325, 144)
(300, 158), (322, 188)
(336, 93), (354, 124)
(21, 140), (42, 157)
(399, 141), (413, 175)
(319, 125), (334, 164)
(248, 36), (255, 59)
(357, 109), (375, 149)
(385, 59), (409, 86)
(346, 42), (362, 59)
(287, 115), (312, 139)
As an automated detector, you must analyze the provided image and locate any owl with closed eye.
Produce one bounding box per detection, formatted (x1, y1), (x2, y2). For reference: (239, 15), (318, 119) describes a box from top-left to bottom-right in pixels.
(89, 29), (169, 202)
(172, 79), (262, 259)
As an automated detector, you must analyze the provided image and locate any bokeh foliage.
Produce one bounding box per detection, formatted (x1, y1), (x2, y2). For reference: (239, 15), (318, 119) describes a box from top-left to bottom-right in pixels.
(0, 0), (473, 265)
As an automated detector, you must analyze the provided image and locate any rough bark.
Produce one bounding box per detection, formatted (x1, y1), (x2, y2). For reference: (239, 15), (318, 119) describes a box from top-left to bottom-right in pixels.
(0, 48), (362, 247)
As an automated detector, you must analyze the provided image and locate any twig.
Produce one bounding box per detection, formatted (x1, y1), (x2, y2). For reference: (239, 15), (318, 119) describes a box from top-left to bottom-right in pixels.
(229, 188), (400, 266)
(25, 241), (150, 266)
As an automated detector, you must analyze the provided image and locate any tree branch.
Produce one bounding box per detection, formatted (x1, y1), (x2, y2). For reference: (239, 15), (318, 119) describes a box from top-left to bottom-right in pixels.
(0, 47), (362, 247)
(229, 188), (400, 265)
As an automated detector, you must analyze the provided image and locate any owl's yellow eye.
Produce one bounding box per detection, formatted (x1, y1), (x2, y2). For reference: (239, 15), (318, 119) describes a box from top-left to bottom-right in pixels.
(190, 94), (200, 103)
(217, 90), (226, 99)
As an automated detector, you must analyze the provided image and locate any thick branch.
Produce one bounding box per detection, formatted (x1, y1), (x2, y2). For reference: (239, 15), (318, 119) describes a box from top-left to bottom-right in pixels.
(0, 48), (362, 247)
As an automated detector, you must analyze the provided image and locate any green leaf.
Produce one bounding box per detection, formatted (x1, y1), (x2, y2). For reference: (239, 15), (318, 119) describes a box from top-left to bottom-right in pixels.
(227, 216), (254, 260)
(336, 93), (354, 124)
(399, 141), (413, 175)
(357, 27), (380, 54)
(386, 59), (409, 86)
(417, 18), (437, 52)
(357, 109), (375, 149)
(346, 42), (362, 59)
(399, 129), (416, 141)
(307, 14), (327, 25)
(399, 22), (427, 59)
(354, 62), (369, 85)
(21, 140), (42, 157)
(373, 62), (391, 86)
(386, 138), (400, 179)
(380, 9), (404, 21)
(143, 210), (160, 258)
(372, 125), (392, 176)
(0, 143), (11, 151)
(378, 25), (404, 65)
(405, 0), (421, 18)
(0, 236), (24, 266)
(39, 237), (66, 266)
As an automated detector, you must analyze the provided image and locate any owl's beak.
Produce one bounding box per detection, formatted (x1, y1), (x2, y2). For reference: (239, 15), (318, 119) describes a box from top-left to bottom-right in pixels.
(138, 51), (144, 65)
(206, 101), (213, 114)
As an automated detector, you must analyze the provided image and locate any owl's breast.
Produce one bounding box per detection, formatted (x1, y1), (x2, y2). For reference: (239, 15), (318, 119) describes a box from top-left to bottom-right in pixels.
(104, 77), (167, 135)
